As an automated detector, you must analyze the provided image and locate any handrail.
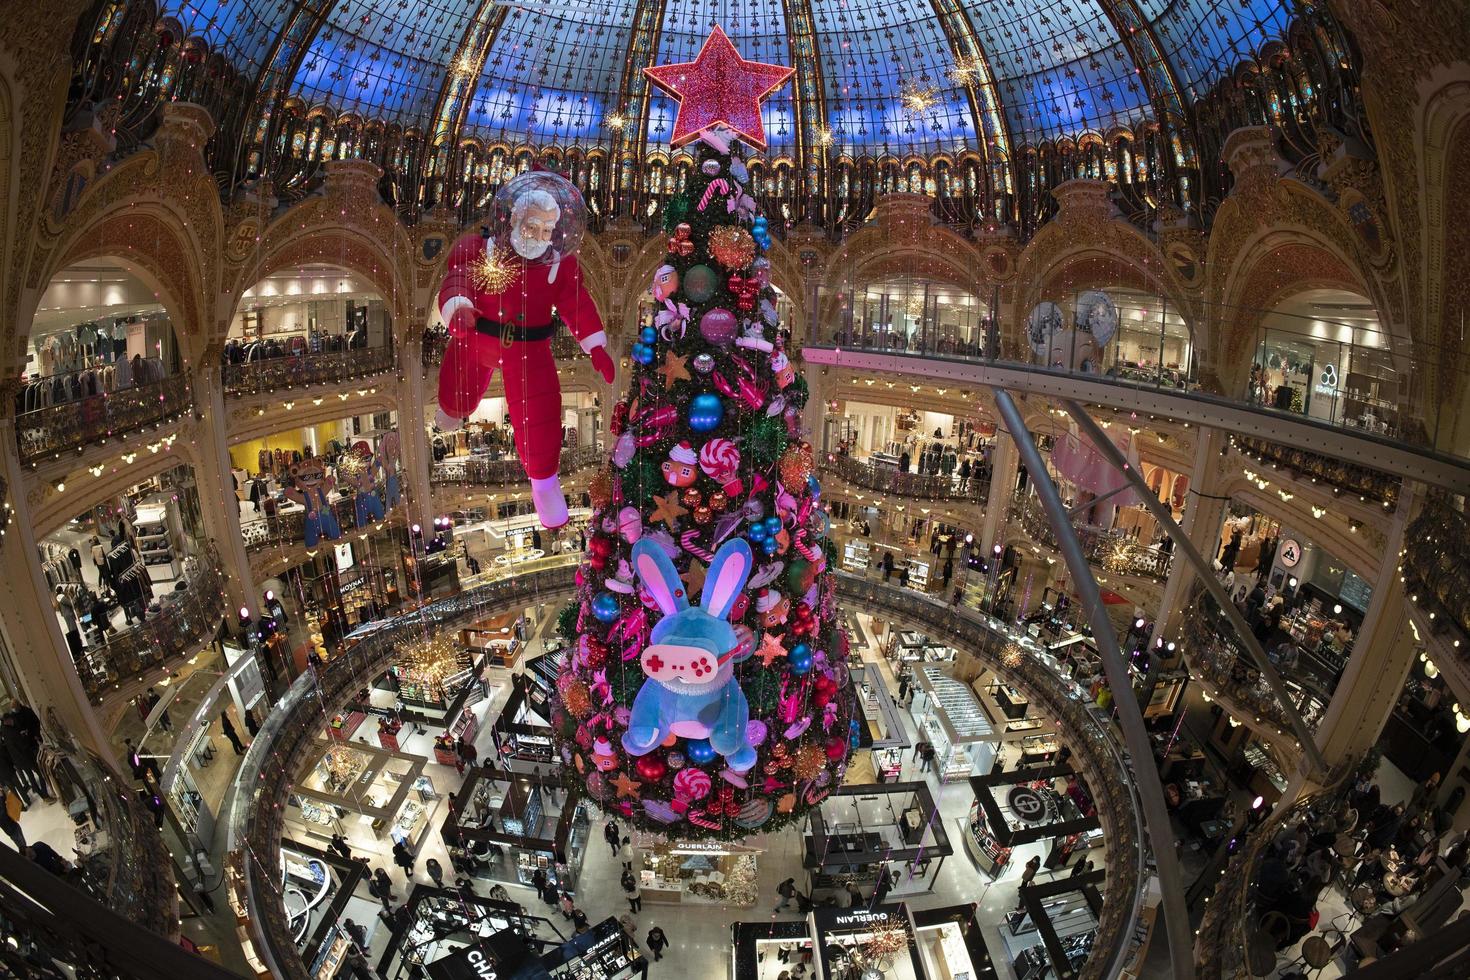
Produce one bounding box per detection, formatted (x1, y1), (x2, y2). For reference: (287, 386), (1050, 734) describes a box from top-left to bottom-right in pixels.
(241, 495), (400, 553)
(421, 331), (581, 370)
(431, 445), (603, 487)
(1234, 435), (1400, 509)
(1012, 501), (1173, 582)
(227, 562), (1146, 980)
(222, 345), (396, 397)
(820, 453), (990, 503)
(15, 375), (191, 464)
(75, 552), (226, 702)
(801, 346), (1470, 493)
(1402, 494), (1470, 643)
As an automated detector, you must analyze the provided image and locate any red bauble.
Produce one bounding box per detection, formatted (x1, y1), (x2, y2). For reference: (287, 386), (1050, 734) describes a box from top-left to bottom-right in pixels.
(637, 755), (669, 782)
(826, 736), (847, 761)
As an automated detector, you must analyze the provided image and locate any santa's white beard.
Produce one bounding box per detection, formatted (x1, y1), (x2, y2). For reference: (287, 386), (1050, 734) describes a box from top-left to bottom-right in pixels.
(510, 230), (550, 260)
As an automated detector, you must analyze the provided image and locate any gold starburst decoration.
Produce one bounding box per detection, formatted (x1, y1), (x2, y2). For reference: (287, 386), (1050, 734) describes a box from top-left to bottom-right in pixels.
(948, 55), (984, 87)
(471, 243), (517, 294)
(398, 633), (468, 701)
(901, 81), (936, 115)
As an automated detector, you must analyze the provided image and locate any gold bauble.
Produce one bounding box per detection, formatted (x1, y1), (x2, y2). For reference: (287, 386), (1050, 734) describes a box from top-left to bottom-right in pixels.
(588, 467), (615, 509)
(778, 445), (815, 491)
(794, 743), (827, 781)
(709, 225), (757, 270)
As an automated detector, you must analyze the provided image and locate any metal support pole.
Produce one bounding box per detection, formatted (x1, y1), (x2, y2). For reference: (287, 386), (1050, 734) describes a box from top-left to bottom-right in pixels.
(1061, 400), (1328, 777)
(1066, 482), (1133, 519)
(990, 388), (1195, 980)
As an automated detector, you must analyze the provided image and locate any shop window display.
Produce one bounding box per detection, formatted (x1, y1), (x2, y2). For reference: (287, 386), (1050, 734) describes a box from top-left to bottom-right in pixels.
(287, 740), (439, 856)
(635, 835), (760, 906)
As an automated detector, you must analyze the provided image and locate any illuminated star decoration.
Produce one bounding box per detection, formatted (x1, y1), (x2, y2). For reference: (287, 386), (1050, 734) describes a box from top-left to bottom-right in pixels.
(643, 26), (795, 150)
(659, 350), (691, 390)
(650, 491), (689, 527)
(612, 771), (642, 798)
(756, 632), (787, 667)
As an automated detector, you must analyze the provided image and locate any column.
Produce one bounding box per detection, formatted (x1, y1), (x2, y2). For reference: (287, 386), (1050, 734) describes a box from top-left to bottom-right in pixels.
(1313, 486), (1418, 770)
(0, 419), (112, 759)
(1149, 425), (1228, 644)
(980, 432), (1016, 557)
(190, 361), (254, 617)
(398, 334), (436, 534)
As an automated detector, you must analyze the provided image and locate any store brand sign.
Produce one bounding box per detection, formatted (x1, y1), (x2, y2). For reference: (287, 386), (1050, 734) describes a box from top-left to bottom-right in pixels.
(833, 909), (894, 928)
(1314, 364), (1339, 398)
(1007, 786), (1048, 823)
(1278, 538), (1302, 568)
(429, 941), (500, 980)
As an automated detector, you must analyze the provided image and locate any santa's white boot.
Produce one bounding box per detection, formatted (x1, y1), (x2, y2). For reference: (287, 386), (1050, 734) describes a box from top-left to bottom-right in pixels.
(434, 407), (462, 432)
(531, 475), (569, 530)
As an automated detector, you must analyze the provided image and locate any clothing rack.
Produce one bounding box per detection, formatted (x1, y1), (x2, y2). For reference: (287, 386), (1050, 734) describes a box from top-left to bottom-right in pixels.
(38, 542), (82, 588)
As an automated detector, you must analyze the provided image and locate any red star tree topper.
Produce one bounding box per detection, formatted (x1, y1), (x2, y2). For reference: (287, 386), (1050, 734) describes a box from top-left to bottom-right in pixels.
(643, 26), (795, 149)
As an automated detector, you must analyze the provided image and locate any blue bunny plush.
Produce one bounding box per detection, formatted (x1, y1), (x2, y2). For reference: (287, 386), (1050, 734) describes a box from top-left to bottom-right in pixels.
(623, 537), (757, 772)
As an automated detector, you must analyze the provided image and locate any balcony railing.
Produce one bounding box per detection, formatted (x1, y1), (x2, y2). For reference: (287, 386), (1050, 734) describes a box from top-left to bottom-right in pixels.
(222, 345), (396, 397)
(230, 564), (1145, 980)
(820, 453), (990, 503)
(1012, 501), (1174, 581)
(422, 329), (582, 371)
(16, 375), (191, 464)
(241, 495), (399, 553)
(1235, 435), (1401, 508)
(76, 554), (226, 702)
(431, 445), (603, 487)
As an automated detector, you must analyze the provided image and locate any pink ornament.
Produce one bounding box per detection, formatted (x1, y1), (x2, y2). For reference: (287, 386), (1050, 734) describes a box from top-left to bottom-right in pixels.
(826, 736), (847, 760)
(593, 737), (619, 771)
(617, 507), (643, 543)
(652, 264), (680, 302)
(674, 767), (713, 801)
(745, 720), (768, 746)
(699, 307), (739, 347)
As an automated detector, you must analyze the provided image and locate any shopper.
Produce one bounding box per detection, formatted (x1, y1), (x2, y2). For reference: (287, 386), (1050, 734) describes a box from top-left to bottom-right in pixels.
(645, 926), (669, 961)
(881, 551), (894, 582)
(622, 868), (642, 913)
(343, 947), (374, 980)
(871, 868), (893, 906)
(425, 857), (444, 888)
(26, 841), (69, 876)
(844, 881), (865, 907)
(1016, 855), (1041, 905)
(219, 711), (246, 755)
(559, 890), (575, 920)
(392, 840), (414, 879)
(919, 743), (936, 773)
(329, 834), (353, 861)
(571, 907), (589, 933)
(144, 687), (172, 732)
(531, 866), (549, 901)
(775, 876), (797, 912)
(898, 566), (910, 589)
(619, 913), (637, 937)
(458, 738), (478, 769)
(343, 918), (368, 951)
(619, 836), (634, 870)
(1, 787), (26, 850)
(372, 867), (397, 904)
(604, 818), (621, 856)
(0, 711), (48, 800)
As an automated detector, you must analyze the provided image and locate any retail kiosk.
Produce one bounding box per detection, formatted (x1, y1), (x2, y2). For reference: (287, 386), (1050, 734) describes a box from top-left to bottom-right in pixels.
(966, 765), (1102, 878)
(810, 905), (925, 980)
(441, 767), (589, 896)
(911, 665), (998, 781)
(285, 739), (440, 858)
(805, 782), (952, 899)
(913, 905), (1000, 980)
(1007, 869), (1107, 979)
(276, 840), (367, 978)
(633, 834), (762, 907)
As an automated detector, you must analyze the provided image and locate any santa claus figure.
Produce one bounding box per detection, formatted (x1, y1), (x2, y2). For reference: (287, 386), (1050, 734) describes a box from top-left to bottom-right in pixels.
(435, 172), (615, 528)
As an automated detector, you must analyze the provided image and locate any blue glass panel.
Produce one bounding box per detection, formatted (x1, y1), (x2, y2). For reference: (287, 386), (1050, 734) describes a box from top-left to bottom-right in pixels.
(1137, 0), (1292, 95)
(175, 0), (284, 73)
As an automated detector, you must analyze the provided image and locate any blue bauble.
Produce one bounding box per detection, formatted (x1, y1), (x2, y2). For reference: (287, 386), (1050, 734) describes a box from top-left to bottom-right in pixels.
(688, 393), (724, 432)
(762, 516), (782, 536)
(632, 343), (655, 365)
(790, 642), (811, 661)
(807, 475), (821, 498)
(788, 647), (813, 674)
(640, 326), (658, 344)
(686, 739), (717, 764)
(761, 536), (780, 555)
(591, 592), (621, 623)
(747, 523), (769, 543)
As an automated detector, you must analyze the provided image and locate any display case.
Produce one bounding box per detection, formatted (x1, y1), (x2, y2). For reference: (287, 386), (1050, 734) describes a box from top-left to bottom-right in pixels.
(842, 539), (872, 574)
(1018, 733), (1061, 767)
(635, 838), (760, 907)
(914, 665), (996, 781)
(874, 747), (904, 782)
(964, 799), (1012, 876)
(543, 917), (647, 980)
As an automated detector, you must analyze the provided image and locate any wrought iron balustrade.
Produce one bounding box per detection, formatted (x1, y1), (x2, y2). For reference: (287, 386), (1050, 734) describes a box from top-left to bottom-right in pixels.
(222, 345), (395, 397)
(16, 375), (191, 465)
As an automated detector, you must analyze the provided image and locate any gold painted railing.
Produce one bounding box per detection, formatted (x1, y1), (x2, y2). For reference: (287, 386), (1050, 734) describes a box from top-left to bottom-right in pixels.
(16, 375), (191, 464)
(222, 345), (396, 397)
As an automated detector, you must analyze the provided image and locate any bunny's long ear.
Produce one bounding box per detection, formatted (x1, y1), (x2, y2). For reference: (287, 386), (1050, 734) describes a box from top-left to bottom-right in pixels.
(632, 538), (689, 617)
(702, 538), (753, 621)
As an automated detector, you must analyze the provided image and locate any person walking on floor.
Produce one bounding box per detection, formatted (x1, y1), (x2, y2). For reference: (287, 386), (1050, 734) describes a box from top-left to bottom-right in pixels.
(1070, 859), (1094, 878)
(622, 869), (642, 913)
(1016, 855), (1041, 906)
(343, 918), (368, 951)
(645, 926), (669, 961)
(571, 907), (589, 933)
(329, 834), (353, 861)
(367, 870), (392, 910)
(844, 881), (865, 907)
(219, 711), (246, 755)
(531, 866), (548, 901)
(604, 818), (621, 856)
(775, 876), (798, 912)
(1, 787), (26, 851)
(919, 743), (936, 773)
(144, 687), (172, 732)
(425, 857), (444, 888)
(871, 867), (894, 906)
(392, 840), (414, 879)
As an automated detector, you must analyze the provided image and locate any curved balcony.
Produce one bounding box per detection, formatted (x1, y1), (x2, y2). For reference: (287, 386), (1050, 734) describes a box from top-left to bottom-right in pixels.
(802, 337), (1470, 493)
(1234, 435), (1400, 508)
(15, 375), (191, 465)
(241, 495), (397, 553)
(819, 453), (990, 503)
(430, 444), (602, 487)
(76, 554), (226, 702)
(229, 562), (1146, 980)
(222, 345), (396, 397)
(1012, 501), (1174, 581)
(0, 742), (233, 978)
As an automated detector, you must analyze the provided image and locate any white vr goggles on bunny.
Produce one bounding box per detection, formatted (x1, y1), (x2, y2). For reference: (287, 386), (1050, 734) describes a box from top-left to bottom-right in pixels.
(623, 537), (758, 773)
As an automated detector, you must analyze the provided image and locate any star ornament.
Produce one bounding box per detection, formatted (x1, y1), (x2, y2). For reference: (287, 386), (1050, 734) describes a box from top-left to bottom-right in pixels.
(643, 26), (795, 150)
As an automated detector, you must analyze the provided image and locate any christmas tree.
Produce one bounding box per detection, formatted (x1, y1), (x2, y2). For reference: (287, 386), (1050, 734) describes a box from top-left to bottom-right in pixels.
(552, 29), (855, 839)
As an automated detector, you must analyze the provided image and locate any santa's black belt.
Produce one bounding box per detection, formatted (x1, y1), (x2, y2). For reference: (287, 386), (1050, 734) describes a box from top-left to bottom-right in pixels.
(475, 317), (556, 342)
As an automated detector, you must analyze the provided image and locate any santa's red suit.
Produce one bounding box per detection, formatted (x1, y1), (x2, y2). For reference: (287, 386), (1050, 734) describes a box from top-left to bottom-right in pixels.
(437, 232), (613, 527)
